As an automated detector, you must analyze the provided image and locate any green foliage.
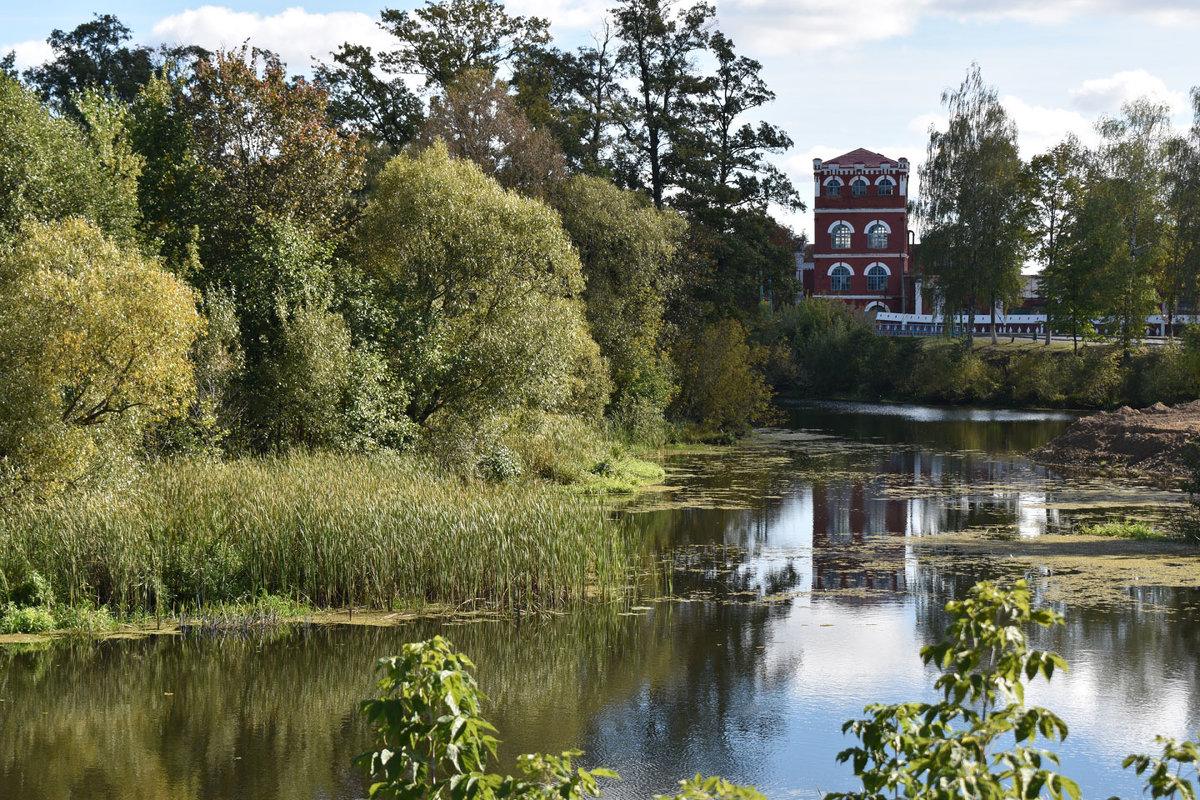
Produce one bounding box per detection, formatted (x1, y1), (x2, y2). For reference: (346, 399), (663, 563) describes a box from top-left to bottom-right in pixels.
(0, 603), (57, 634)
(357, 637), (501, 799)
(0, 76), (140, 244)
(180, 46), (366, 286)
(255, 304), (413, 451)
(553, 175), (683, 416)
(0, 452), (635, 612)
(315, 42), (423, 149)
(356, 636), (765, 800)
(918, 65), (1031, 340)
(765, 300), (913, 399)
(1094, 99), (1171, 361)
(671, 318), (773, 434)
(904, 342), (999, 405)
(21, 13), (154, 119)
(1124, 735), (1200, 799)
(0, 219), (202, 497)
(1075, 519), (1162, 540)
(378, 0), (551, 90)
(831, 579), (1078, 800)
(655, 775), (767, 800)
(419, 68), (567, 197)
(126, 69), (207, 272)
(356, 143), (603, 427)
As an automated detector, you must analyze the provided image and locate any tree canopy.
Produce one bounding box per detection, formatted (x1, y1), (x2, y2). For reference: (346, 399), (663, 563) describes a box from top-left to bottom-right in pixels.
(918, 64), (1031, 342)
(0, 219), (201, 496)
(355, 143), (606, 426)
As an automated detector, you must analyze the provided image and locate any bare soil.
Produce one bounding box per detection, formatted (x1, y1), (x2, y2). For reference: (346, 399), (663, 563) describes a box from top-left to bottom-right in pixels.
(1030, 400), (1200, 480)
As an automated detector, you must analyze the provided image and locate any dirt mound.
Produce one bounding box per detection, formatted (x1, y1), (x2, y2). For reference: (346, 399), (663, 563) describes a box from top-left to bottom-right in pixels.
(1030, 401), (1200, 479)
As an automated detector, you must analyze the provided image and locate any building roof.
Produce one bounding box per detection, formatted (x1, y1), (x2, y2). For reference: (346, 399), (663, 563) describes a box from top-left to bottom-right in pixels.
(824, 148), (901, 168)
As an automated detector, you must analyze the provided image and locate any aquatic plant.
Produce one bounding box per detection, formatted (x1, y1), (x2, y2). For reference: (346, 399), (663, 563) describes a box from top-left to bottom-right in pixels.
(1075, 519), (1164, 540)
(0, 452), (638, 616)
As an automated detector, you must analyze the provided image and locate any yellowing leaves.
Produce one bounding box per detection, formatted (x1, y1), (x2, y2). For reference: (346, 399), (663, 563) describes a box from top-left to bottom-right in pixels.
(0, 219), (202, 496)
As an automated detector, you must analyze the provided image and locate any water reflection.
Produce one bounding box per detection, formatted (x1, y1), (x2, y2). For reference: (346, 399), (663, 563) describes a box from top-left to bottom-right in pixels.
(3, 402), (1199, 800)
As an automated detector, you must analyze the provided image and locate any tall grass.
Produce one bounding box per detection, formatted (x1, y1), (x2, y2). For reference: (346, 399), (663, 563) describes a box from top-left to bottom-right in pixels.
(0, 452), (637, 614)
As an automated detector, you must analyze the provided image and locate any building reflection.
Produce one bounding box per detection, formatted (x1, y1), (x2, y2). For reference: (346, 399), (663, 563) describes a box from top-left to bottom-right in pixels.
(639, 450), (1068, 603)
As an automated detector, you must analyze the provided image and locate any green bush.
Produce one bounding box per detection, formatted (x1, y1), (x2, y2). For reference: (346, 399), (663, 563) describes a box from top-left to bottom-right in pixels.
(356, 636), (760, 800)
(904, 341), (999, 404)
(671, 319), (774, 434)
(0, 603), (56, 634)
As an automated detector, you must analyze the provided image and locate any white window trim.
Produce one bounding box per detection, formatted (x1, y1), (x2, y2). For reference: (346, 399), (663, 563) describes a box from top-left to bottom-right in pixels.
(827, 262), (855, 276)
(874, 175), (896, 186)
(814, 252), (905, 259)
(866, 262), (891, 276)
(865, 219), (892, 234)
(827, 220), (856, 234)
(864, 301), (890, 313)
(822, 176), (845, 186)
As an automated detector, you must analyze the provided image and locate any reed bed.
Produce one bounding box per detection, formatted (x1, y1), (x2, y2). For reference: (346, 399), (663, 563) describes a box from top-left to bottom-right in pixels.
(0, 452), (636, 614)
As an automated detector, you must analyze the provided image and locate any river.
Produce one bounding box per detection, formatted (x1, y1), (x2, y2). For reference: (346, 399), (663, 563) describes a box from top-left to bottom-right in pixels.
(2, 402), (1198, 800)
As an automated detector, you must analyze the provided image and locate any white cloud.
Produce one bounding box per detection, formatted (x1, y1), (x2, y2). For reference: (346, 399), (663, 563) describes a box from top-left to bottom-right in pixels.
(506, 0), (610, 35)
(149, 6), (395, 72)
(1068, 69), (1189, 116)
(1, 39), (54, 70)
(719, 0), (926, 55)
(1001, 94), (1095, 156)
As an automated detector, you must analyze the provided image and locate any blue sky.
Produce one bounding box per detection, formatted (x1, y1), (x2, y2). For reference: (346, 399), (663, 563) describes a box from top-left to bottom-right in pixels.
(4, 0), (1198, 240)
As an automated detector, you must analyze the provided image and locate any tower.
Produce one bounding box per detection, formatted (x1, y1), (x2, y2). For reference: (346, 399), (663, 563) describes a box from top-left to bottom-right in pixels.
(811, 149), (911, 314)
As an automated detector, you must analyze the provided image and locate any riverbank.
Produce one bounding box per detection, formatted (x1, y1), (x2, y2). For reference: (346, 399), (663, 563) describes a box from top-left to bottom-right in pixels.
(1029, 400), (1200, 480)
(763, 300), (1200, 409)
(0, 451), (651, 635)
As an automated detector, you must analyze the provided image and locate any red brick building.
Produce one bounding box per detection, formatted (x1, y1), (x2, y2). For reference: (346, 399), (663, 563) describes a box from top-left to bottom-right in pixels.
(810, 148), (913, 314)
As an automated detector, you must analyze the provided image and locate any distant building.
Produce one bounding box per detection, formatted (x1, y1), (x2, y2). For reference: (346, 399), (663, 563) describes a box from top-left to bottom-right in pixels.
(810, 149), (914, 314)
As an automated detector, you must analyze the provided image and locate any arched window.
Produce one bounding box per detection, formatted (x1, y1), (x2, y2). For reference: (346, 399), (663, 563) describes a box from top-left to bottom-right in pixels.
(867, 223), (888, 250)
(830, 265), (851, 293)
(878, 178), (894, 196)
(831, 223), (852, 249)
(852, 178), (868, 197)
(867, 264), (888, 292)
(825, 178), (842, 197)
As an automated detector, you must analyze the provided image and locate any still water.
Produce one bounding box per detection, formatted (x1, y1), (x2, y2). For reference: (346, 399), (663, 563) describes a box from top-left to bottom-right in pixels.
(3, 402), (1199, 800)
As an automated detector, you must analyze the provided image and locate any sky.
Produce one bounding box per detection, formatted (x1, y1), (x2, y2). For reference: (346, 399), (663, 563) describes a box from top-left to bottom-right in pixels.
(3, 0), (1199, 241)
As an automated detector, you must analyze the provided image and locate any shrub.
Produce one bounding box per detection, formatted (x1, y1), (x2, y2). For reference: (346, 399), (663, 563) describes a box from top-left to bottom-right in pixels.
(0, 603), (56, 634)
(356, 637), (759, 800)
(671, 319), (774, 434)
(904, 341), (999, 404)
(830, 580), (1078, 800)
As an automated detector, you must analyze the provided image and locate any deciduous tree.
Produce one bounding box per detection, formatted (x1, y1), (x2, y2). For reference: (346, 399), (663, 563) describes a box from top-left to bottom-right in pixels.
(1094, 98), (1170, 361)
(355, 143), (604, 426)
(0, 219), (201, 496)
(612, 0), (714, 209)
(378, 0), (550, 89)
(417, 69), (565, 197)
(1029, 135), (1087, 347)
(23, 13), (153, 119)
(918, 64), (1031, 344)
(553, 175), (683, 419)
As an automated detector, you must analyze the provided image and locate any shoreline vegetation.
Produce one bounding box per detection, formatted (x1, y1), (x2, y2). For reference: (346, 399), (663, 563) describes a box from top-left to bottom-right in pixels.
(761, 299), (1200, 412)
(0, 448), (661, 638)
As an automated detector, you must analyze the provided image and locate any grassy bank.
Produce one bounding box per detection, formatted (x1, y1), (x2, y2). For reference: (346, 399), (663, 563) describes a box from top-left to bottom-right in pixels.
(0, 452), (641, 630)
(762, 300), (1200, 409)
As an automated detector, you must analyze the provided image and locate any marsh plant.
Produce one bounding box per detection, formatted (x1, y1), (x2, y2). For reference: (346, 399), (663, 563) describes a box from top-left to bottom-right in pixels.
(0, 452), (637, 617)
